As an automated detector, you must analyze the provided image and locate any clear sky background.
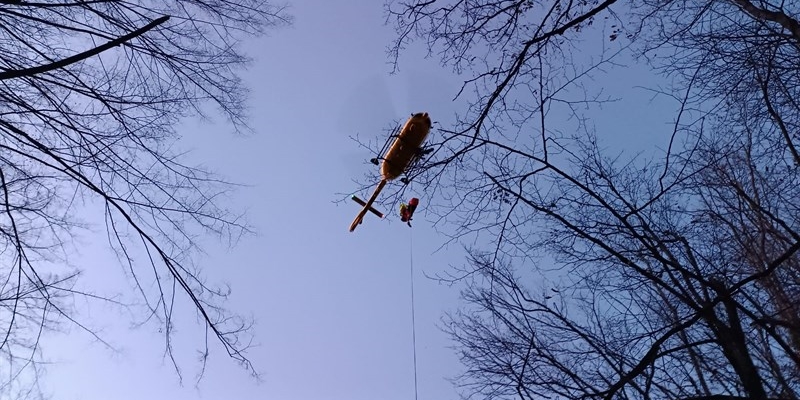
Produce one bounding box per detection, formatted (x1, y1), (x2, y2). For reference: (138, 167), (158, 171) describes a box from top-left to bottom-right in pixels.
(38, 0), (676, 399)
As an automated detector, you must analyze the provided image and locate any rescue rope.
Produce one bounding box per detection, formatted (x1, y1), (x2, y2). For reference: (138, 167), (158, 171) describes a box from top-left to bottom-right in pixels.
(409, 228), (419, 400)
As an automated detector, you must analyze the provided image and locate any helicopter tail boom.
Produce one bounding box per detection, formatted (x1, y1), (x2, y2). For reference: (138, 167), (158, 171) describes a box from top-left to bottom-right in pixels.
(349, 179), (388, 232)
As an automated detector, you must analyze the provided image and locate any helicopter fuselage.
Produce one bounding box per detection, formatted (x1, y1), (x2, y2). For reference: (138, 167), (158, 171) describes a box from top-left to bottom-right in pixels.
(380, 112), (431, 181)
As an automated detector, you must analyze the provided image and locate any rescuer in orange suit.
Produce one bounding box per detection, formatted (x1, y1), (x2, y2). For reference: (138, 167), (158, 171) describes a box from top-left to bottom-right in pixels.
(399, 197), (419, 227)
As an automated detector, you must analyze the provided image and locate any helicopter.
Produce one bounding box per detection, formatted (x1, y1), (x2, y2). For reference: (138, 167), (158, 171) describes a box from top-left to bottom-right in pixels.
(349, 112), (433, 232)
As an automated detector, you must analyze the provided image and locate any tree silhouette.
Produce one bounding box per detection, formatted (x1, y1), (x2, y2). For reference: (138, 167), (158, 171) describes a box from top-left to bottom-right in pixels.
(381, 0), (800, 398)
(0, 0), (290, 396)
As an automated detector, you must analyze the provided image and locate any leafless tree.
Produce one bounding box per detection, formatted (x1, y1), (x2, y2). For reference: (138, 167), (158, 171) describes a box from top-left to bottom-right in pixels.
(377, 0), (800, 399)
(0, 0), (290, 397)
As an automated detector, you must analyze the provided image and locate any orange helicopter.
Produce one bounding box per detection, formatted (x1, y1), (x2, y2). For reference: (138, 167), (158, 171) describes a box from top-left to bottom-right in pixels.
(349, 112), (432, 232)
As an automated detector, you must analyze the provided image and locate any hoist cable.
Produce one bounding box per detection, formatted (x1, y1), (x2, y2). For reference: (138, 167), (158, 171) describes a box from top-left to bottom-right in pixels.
(409, 228), (419, 400)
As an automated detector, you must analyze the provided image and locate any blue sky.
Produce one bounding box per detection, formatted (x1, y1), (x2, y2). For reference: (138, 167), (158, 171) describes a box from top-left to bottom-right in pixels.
(42, 1), (469, 400)
(38, 1), (678, 399)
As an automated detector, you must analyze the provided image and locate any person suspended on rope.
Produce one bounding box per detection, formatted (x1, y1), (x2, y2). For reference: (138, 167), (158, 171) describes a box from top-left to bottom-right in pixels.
(399, 197), (419, 227)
